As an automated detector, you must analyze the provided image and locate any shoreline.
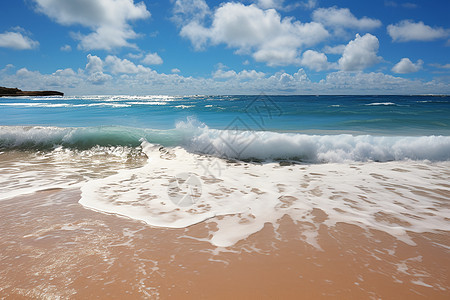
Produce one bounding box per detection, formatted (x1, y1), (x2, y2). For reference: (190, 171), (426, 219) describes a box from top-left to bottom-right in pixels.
(0, 187), (448, 299)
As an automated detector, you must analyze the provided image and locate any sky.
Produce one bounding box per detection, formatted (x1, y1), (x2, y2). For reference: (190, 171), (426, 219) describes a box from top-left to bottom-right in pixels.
(0, 0), (449, 95)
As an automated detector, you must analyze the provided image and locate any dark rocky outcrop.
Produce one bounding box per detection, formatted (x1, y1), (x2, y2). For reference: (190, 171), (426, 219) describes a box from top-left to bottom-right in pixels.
(0, 86), (64, 97)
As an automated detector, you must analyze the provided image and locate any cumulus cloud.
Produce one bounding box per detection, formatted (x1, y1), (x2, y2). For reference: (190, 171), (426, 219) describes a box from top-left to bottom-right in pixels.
(0, 64), (15, 74)
(392, 58), (423, 73)
(255, 0), (316, 11)
(323, 44), (346, 55)
(141, 52), (163, 65)
(0, 30), (39, 50)
(84, 54), (112, 84)
(300, 0), (318, 10)
(255, 0), (285, 9)
(300, 50), (331, 71)
(85, 54), (104, 74)
(105, 55), (151, 74)
(387, 20), (449, 42)
(33, 0), (150, 51)
(323, 71), (410, 92)
(16, 68), (40, 77)
(213, 67), (266, 80)
(84, 53), (152, 84)
(60, 44), (72, 52)
(312, 7), (381, 35)
(180, 2), (329, 66)
(338, 33), (381, 71)
(53, 68), (77, 77)
(87, 71), (112, 85)
(172, 0), (210, 25)
(429, 63), (450, 70)
(2, 62), (449, 95)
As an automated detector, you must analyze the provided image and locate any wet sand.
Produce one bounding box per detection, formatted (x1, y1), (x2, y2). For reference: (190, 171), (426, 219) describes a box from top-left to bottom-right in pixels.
(0, 188), (449, 299)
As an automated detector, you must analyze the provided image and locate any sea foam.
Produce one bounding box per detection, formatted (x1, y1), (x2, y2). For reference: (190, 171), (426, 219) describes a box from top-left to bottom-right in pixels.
(1, 124), (450, 162)
(78, 140), (450, 248)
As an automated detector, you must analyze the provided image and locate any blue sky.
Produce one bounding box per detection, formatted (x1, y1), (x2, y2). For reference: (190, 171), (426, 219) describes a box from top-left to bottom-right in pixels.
(0, 0), (449, 95)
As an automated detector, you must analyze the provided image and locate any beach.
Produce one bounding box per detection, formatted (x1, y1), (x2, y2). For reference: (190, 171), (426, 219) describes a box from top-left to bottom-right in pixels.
(0, 95), (449, 298)
(1, 180), (448, 299)
(0, 147), (449, 299)
(2, 0), (450, 297)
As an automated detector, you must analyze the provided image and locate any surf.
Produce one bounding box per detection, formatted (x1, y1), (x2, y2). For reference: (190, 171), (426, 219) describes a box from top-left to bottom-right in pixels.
(2, 123), (450, 163)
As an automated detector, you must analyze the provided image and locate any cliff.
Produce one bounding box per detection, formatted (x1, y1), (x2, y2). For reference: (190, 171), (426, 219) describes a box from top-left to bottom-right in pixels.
(0, 86), (64, 97)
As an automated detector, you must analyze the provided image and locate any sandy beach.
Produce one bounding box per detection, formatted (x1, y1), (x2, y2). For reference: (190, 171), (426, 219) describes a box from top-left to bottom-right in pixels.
(1, 0), (450, 297)
(1, 186), (448, 299)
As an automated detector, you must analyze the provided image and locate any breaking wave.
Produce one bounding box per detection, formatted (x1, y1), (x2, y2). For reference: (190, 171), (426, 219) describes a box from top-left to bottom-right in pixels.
(1, 122), (450, 163)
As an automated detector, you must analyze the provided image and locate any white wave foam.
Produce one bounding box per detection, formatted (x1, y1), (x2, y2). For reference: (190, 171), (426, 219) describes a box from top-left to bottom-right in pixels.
(2, 123), (450, 162)
(0, 102), (130, 108)
(79, 140), (450, 248)
(87, 103), (131, 107)
(126, 101), (167, 105)
(0, 145), (146, 201)
(174, 119), (450, 162)
(175, 105), (195, 109)
(0, 102), (66, 107)
(365, 102), (396, 106)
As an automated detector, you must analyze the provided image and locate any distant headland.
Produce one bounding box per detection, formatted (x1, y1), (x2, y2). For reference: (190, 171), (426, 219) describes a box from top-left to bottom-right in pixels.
(0, 86), (64, 97)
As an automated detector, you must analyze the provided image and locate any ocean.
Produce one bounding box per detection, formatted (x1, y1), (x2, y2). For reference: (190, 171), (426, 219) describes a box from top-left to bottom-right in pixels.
(1, 94), (449, 298)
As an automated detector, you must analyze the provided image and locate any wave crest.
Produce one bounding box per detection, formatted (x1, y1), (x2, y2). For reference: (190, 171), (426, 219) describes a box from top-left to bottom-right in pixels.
(1, 124), (450, 162)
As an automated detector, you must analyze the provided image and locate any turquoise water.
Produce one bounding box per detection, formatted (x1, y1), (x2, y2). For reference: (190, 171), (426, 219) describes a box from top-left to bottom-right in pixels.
(1, 95), (449, 133)
(1, 94), (449, 161)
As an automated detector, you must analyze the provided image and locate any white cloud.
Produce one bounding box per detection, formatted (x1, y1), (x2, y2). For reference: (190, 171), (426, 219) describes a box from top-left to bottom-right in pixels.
(429, 63), (450, 70)
(172, 0), (210, 25)
(85, 54), (104, 74)
(60, 44), (72, 52)
(127, 53), (144, 60)
(387, 20), (449, 42)
(33, 0), (150, 51)
(213, 68), (266, 80)
(385, 1), (418, 9)
(0, 31), (39, 50)
(213, 69), (237, 79)
(0, 64), (15, 74)
(171, 68), (181, 73)
(255, 0), (316, 11)
(338, 33), (381, 71)
(87, 71), (112, 85)
(105, 55), (151, 74)
(180, 2), (329, 66)
(323, 71), (408, 92)
(300, 0), (318, 10)
(255, 0), (285, 9)
(392, 58), (423, 74)
(53, 68), (77, 76)
(141, 52), (163, 65)
(312, 7), (381, 34)
(238, 69), (266, 79)
(323, 44), (345, 55)
(16, 68), (39, 77)
(2, 63), (449, 95)
(300, 50), (331, 71)
(85, 54), (111, 85)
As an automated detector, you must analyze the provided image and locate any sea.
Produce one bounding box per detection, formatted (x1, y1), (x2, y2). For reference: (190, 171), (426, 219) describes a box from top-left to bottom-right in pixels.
(1, 94), (449, 298)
